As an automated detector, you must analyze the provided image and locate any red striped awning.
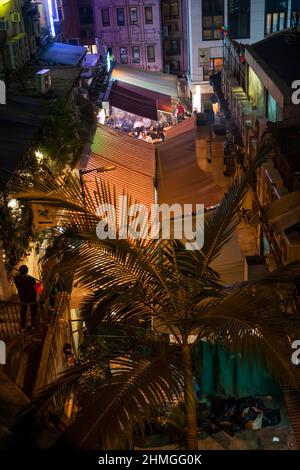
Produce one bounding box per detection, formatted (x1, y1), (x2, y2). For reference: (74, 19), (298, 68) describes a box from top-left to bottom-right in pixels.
(109, 81), (158, 121)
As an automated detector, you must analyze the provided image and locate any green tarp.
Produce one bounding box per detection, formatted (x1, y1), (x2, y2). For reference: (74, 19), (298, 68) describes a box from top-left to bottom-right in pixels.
(194, 341), (281, 399)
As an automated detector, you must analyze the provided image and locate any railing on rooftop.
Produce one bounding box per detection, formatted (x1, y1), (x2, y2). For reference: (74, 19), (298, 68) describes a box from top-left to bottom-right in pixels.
(0, 301), (21, 340)
(223, 37), (246, 91)
(33, 291), (75, 395)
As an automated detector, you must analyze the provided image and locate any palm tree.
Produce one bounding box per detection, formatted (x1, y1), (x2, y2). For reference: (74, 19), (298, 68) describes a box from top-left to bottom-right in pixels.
(13, 150), (300, 450)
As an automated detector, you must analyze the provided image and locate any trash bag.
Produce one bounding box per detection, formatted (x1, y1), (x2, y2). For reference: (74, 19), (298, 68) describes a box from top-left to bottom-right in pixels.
(224, 396), (238, 417)
(262, 408), (281, 427)
(241, 407), (263, 430)
(241, 407), (261, 425)
(236, 396), (265, 413)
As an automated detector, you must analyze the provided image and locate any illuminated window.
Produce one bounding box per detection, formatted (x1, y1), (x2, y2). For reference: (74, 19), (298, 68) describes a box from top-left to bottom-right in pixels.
(116, 8), (125, 26)
(265, 0), (287, 35)
(248, 67), (264, 113)
(120, 47), (128, 64)
(162, 1), (179, 19)
(202, 0), (224, 41)
(129, 7), (138, 24)
(203, 57), (223, 80)
(101, 9), (110, 27)
(132, 46), (140, 63)
(266, 92), (283, 122)
(147, 44), (155, 62)
(145, 6), (153, 24)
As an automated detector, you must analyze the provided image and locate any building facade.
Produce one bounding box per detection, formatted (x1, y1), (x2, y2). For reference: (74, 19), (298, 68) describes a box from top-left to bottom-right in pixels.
(0, 0), (64, 73)
(218, 28), (300, 270)
(62, 0), (96, 51)
(161, 0), (188, 75)
(93, 0), (163, 71)
(187, 0), (300, 111)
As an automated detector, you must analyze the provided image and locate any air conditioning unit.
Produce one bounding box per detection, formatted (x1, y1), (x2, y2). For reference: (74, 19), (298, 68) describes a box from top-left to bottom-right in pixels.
(6, 34), (30, 70)
(10, 12), (21, 23)
(0, 19), (9, 31)
(36, 69), (52, 94)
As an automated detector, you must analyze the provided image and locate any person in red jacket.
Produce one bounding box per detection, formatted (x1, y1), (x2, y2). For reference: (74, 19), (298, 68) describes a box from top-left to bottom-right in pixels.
(14, 265), (38, 332)
(176, 102), (185, 122)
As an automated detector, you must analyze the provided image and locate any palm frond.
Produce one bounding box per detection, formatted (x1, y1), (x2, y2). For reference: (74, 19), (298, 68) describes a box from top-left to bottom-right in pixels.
(194, 142), (272, 276)
(192, 288), (300, 386)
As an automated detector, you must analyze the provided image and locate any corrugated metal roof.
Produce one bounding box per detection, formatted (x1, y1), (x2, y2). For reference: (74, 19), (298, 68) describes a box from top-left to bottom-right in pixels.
(40, 42), (86, 65)
(85, 125), (156, 213)
(156, 119), (224, 210)
(91, 124), (155, 177)
(112, 65), (178, 98)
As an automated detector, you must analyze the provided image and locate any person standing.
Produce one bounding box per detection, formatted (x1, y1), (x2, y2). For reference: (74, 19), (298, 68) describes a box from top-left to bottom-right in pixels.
(14, 265), (38, 332)
(176, 102), (185, 122)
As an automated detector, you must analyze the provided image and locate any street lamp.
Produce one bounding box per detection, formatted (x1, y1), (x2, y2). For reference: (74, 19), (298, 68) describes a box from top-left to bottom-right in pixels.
(78, 165), (116, 206)
(78, 165), (116, 176)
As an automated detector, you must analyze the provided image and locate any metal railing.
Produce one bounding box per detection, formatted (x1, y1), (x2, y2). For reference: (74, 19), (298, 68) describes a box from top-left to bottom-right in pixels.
(33, 291), (73, 395)
(0, 301), (21, 340)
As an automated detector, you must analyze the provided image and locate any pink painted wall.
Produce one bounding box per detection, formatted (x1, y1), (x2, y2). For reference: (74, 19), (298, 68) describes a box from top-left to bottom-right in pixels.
(93, 0), (163, 72)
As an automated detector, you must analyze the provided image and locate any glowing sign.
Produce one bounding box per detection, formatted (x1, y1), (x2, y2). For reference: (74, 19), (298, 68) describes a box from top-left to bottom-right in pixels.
(0, 340), (6, 365)
(0, 79), (5, 104)
(52, 0), (59, 22)
(47, 0), (56, 37)
(106, 51), (112, 72)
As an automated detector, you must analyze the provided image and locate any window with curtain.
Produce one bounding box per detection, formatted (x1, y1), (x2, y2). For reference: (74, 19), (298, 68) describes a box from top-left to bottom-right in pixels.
(202, 0), (224, 41)
(101, 9), (110, 27)
(147, 45), (155, 62)
(129, 7), (138, 24)
(248, 66), (264, 113)
(266, 92), (283, 122)
(267, 92), (277, 122)
(291, 0), (300, 26)
(228, 0), (250, 39)
(145, 6), (153, 24)
(120, 47), (128, 64)
(265, 0), (288, 35)
(132, 46), (140, 63)
(117, 8), (125, 26)
(162, 1), (179, 19)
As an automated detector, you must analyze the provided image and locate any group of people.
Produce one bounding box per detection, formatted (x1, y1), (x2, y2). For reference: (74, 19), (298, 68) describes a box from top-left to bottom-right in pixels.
(104, 112), (173, 143)
(102, 102), (188, 143)
(136, 125), (166, 143)
(105, 115), (169, 144)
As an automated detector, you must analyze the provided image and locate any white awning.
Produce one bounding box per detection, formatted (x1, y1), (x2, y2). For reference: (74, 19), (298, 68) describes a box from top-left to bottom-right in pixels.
(111, 65), (178, 99)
